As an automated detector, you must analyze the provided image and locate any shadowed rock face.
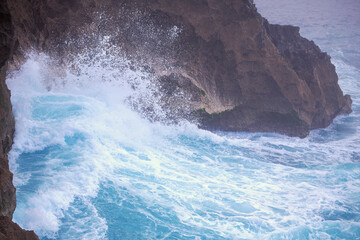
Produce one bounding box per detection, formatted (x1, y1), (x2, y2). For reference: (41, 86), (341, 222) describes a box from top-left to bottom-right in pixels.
(0, 0), (16, 220)
(264, 22), (352, 129)
(0, 1), (38, 239)
(0, 216), (39, 240)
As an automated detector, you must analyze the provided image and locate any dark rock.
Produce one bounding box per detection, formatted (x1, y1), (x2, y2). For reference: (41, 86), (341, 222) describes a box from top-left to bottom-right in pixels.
(0, 216), (39, 240)
(0, 0), (16, 220)
(0, 1), (38, 239)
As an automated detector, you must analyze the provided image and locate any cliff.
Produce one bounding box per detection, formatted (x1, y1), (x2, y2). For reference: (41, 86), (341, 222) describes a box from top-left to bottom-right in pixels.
(6, 0), (352, 137)
(0, 0), (15, 220)
(0, 0), (352, 238)
(0, 1), (39, 239)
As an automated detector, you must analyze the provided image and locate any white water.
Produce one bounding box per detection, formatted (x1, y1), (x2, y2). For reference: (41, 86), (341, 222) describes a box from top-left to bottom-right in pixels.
(6, 1), (360, 239)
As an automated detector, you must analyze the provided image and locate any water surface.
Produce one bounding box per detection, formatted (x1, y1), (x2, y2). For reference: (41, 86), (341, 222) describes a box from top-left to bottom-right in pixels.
(7, 1), (360, 239)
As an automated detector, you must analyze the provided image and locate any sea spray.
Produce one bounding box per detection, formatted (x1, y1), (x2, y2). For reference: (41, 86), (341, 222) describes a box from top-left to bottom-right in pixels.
(5, 2), (360, 238)
(6, 51), (360, 239)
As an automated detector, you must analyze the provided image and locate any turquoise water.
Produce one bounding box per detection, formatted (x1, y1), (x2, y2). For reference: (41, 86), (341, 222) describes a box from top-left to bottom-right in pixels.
(7, 1), (360, 239)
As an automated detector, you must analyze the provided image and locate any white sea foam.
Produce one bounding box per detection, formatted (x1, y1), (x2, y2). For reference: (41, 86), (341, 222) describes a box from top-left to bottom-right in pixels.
(6, 5), (360, 238)
(8, 52), (360, 239)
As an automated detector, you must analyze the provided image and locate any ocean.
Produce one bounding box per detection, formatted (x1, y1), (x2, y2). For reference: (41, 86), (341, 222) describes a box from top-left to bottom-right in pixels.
(6, 0), (360, 239)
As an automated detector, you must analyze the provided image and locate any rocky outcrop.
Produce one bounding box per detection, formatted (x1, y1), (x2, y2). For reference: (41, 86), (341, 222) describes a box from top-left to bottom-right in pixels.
(0, 216), (39, 240)
(6, 0), (352, 137)
(145, 0), (351, 137)
(0, 1), (38, 239)
(264, 22), (352, 129)
(0, 0), (15, 219)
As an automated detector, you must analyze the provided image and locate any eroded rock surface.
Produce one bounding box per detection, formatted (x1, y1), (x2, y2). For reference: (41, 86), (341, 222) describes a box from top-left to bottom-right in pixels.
(7, 0), (352, 137)
(0, 216), (39, 240)
(0, 0), (15, 220)
(0, 1), (38, 239)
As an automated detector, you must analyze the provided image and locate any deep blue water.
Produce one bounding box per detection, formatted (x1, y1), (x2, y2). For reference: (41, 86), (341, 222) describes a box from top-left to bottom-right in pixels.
(6, 1), (360, 239)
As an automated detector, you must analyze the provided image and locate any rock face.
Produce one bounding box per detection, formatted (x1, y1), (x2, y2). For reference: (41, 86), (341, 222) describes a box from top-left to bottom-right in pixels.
(0, 216), (39, 240)
(0, 1), (38, 239)
(0, 0), (15, 220)
(6, 0), (352, 137)
(264, 22), (352, 130)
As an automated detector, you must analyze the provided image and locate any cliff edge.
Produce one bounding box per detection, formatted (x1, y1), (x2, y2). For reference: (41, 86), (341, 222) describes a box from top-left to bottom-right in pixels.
(0, 1), (38, 239)
(6, 0), (352, 137)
